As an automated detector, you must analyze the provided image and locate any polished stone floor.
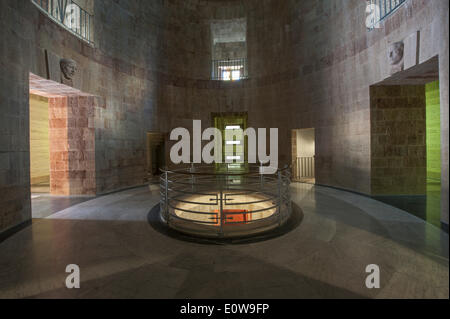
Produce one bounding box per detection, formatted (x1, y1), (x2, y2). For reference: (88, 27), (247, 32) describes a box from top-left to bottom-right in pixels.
(31, 182), (50, 194)
(0, 183), (448, 299)
(373, 179), (442, 229)
(31, 195), (94, 219)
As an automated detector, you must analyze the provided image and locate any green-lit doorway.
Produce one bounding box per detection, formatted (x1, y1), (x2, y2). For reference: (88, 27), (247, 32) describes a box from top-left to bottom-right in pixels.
(30, 93), (50, 194)
(147, 132), (166, 182)
(425, 81), (441, 227)
(212, 112), (248, 173)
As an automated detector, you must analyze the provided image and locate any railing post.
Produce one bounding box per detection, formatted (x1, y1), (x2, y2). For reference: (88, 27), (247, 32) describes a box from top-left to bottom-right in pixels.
(79, 3), (83, 36)
(165, 171), (169, 224)
(219, 187), (224, 237)
(277, 170), (282, 226)
(190, 163), (195, 192)
(260, 171), (264, 191)
(284, 165), (291, 219)
(32, 0), (93, 43)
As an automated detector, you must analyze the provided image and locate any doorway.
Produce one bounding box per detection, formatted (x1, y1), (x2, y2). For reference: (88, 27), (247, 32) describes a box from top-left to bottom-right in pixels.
(425, 80), (441, 226)
(369, 57), (442, 227)
(147, 132), (165, 182)
(291, 128), (316, 183)
(29, 73), (96, 196)
(29, 94), (50, 194)
(212, 112), (248, 173)
(29, 73), (97, 218)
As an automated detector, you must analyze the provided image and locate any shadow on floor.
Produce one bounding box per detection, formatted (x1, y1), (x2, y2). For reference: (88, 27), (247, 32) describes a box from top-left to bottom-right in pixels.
(31, 182), (50, 194)
(147, 203), (304, 245)
(25, 237), (369, 299)
(32, 195), (95, 219)
(372, 179), (442, 230)
(295, 184), (448, 261)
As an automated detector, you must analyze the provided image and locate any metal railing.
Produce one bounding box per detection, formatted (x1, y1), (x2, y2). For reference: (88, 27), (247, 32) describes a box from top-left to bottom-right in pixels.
(367, 0), (407, 30)
(31, 0), (93, 44)
(293, 157), (315, 180)
(160, 165), (291, 238)
(212, 58), (248, 81)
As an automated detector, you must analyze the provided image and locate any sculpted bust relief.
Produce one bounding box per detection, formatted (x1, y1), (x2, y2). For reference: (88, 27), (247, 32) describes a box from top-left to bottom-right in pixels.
(388, 42), (404, 65)
(388, 41), (404, 75)
(60, 58), (77, 86)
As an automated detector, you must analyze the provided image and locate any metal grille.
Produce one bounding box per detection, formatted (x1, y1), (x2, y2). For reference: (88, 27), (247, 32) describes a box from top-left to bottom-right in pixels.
(160, 165), (291, 238)
(212, 58), (248, 81)
(367, 0), (407, 30)
(293, 157), (315, 180)
(31, 0), (93, 44)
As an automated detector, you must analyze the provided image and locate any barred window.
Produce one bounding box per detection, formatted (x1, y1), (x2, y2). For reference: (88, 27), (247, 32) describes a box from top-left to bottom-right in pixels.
(212, 59), (248, 81)
(367, 0), (407, 30)
(31, 0), (94, 44)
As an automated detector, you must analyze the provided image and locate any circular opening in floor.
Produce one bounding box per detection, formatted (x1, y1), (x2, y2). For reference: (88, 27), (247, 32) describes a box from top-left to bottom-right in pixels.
(148, 165), (303, 244)
(164, 165), (292, 238)
(147, 201), (303, 245)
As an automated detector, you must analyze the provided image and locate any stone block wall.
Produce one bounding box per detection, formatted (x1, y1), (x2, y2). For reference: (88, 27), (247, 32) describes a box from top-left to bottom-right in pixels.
(291, 130), (297, 169)
(67, 95), (96, 195)
(0, 0), (449, 236)
(0, 2), (32, 234)
(0, 0), (165, 234)
(426, 81), (441, 180)
(159, 0), (448, 225)
(29, 94), (50, 185)
(370, 85), (427, 195)
(48, 95), (96, 195)
(48, 96), (69, 194)
(213, 42), (247, 61)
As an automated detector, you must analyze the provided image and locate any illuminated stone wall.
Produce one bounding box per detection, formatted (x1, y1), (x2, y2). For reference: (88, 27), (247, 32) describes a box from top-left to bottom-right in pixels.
(29, 94), (50, 185)
(48, 95), (96, 195)
(0, 0), (448, 236)
(426, 81), (441, 181)
(0, 0), (165, 234)
(159, 0), (448, 225)
(370, 85), (427, 195)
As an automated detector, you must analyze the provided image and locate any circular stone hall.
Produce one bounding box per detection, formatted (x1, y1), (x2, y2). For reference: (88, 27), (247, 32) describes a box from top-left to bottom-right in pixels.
(0, 0), (448, 300)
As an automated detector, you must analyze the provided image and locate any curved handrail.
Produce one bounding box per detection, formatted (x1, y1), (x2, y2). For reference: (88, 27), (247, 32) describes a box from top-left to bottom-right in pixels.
(159, 164), (292, 238)
(160, 164), (291, 176)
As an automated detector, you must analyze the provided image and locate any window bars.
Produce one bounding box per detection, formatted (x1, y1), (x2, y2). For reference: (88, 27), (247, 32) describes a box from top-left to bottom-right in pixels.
(293, 157), (315, 181)
(367, 0), (407, 30)
(212, 58), (248, 81)
(31, 0), (93, 44)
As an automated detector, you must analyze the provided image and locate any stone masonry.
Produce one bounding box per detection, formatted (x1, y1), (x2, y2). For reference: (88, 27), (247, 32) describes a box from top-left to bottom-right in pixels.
(0, 0), (448, 235)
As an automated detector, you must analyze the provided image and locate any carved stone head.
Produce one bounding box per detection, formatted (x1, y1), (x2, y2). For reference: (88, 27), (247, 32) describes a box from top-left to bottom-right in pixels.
(388, 42), (404, 65)
(60, 58), (77, 80)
